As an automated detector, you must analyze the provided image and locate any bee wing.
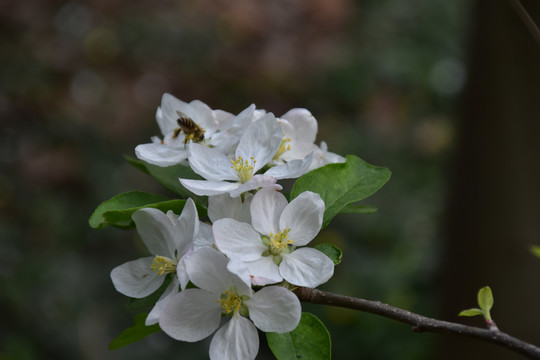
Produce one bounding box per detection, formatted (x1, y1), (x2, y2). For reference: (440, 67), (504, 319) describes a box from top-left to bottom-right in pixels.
(176, 110), (189, 118)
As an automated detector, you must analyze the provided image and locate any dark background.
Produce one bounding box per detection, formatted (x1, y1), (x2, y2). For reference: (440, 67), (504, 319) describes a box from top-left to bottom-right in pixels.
(1, 1), (539, 359)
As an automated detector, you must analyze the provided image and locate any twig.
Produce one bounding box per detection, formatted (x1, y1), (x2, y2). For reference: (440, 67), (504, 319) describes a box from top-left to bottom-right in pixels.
(508, 0), (540, 46)
(294, 287), (540, 359)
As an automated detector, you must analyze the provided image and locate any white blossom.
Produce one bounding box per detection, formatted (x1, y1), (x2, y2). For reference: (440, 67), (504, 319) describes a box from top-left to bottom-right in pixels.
(159, 247), (301, 360)
(272, 108), (319, 164)
(135, 94), (218, 167)
(110, 199), (200, 325)
(213, 188), (334, 287)
(135, 94), (260, 167)
(180, 114), (312, 197)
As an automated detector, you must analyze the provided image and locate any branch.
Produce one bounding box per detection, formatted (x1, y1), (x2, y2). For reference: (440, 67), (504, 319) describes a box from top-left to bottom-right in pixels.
(508, 0), (540, 46)
(294, 287), (540, 359)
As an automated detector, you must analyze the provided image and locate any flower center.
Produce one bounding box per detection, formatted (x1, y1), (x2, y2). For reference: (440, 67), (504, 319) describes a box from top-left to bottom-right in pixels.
(231, 156), (256, 183)
(273, 136), (291, 160)
(150, 255), (178, 276)
(218, 287), (245, 315)
(268, 228), (294, 255)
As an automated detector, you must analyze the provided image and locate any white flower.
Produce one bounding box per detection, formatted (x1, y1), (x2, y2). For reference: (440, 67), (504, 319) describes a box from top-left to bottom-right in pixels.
(272, 108), (345, 172)
(273, 108), (319, 165)
(309, 141), (346, 170)
(135, 94), (271, 167)
(180, 114), (313, 197)
(110, 199), (200, 325)
(213, 188), (334, 288)
(135, 94), (218, 167)
(159, 247), (301, 360)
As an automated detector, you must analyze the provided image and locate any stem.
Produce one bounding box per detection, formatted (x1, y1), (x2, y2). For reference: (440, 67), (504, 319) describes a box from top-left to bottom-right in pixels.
(294, 287), (540, 359)
(507, 0), (540, 46)
(486, 319), (500, 332)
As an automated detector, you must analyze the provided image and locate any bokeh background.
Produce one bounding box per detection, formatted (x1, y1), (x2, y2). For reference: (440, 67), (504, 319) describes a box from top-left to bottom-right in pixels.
(1, 0), (539, 359)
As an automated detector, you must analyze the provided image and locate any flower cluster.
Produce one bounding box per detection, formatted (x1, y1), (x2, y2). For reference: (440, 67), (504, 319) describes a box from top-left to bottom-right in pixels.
(111, 94), (345, 359)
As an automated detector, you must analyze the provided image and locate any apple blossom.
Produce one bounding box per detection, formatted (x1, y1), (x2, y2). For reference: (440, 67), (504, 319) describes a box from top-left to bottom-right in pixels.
(135, 94), (218, 167)
(272, 108), (319, 165)
(159, 247), (301, 360)
(180, 113), (313, 197)
(135, 94), (262, 167)
(110, 199), (201, 325)
(213, 188), (334, 288)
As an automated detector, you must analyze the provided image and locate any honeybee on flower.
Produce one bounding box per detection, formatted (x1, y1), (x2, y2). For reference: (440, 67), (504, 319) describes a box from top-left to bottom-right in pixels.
(173, 110), (206, 147)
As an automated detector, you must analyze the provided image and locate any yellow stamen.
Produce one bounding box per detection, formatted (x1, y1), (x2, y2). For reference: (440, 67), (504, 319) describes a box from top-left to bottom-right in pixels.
(268, 229), (294, 255)
(273, 136), (291, 160)
(150, 255), (178, 276)
(230, 156), (256, 183)
(219, 289), (243, 315)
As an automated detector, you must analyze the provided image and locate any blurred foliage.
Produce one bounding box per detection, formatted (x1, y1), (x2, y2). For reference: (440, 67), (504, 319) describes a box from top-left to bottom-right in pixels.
(0, 0), (468, 359)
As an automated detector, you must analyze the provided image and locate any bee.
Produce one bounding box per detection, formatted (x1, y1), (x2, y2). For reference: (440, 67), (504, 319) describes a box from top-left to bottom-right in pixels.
(172, 110), (205, 146)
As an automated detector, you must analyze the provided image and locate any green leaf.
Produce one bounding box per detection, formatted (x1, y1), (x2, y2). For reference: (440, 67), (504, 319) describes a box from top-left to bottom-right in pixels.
(291, 155), (391, 228)
(339, 203), (377, 214)
(109, 313), (161, 350)
(531, 245), (540, 258)
(125, 156), (207, 206)
(458, 308), (483, 317)
(89, 191), (206, 229)
(89, 191), (166, 229)
(266, 312), (331, 360)
(314, 244), (342, 265)
(477, 286), (494, 312)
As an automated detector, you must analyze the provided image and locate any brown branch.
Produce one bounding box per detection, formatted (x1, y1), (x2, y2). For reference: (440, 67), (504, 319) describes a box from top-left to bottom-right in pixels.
(294, 287), (540, 359)
(508, 0), (540, 46)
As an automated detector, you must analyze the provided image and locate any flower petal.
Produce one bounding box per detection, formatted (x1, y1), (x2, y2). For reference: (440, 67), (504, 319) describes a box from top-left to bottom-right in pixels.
(157, 94), (185, 135)
(236, 113), (282, 173)
(180, 179), (240, 196)
(265, 151), (314, 180)
(226, 259), (252, 289)
(159, 288), (222, 342)
(280, 247), (334, 288)
(214, 108), (235, 128)
(281, 142), (318, 163)
(188, 99), (218, 134)
(110, 257), (163, 298)
(250, 187), (288, 235)
(212, 104), (256, 154)
(246, 286), (301, 333)
(281, 108), (318, 144)
(132, 208), (177, 257)
(194, 221), (214, 249)
(160, 94), (216, 135)
(309, 141), (345, 170)
(228, 174), (282, 198)
(185, 247), (250, 294)
(209, 316), (259, 360)
(208, 193), (253, 224)
(174, 198), (198, 256)
(246, 256), (282, 285)
(213, 219), (266, 262)
(280, 191), (324, 246)
(135, 142), (187, 167)
(145, 277), (179, 325)
(188, 143), (237, 181)
(176, 255), (190, 290)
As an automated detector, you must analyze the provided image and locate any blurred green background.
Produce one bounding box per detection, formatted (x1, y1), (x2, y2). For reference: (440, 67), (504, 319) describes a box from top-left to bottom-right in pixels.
(1, 1), (539, 359)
